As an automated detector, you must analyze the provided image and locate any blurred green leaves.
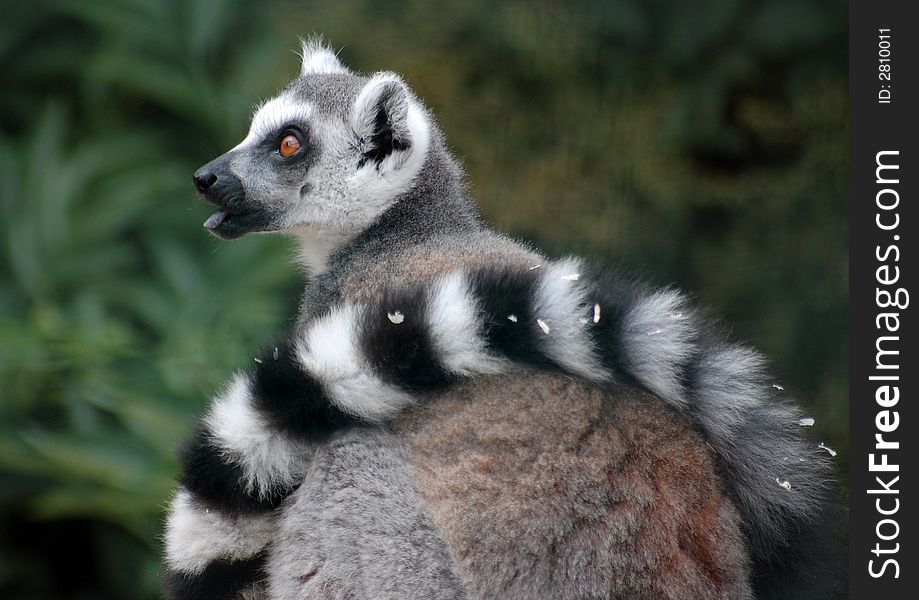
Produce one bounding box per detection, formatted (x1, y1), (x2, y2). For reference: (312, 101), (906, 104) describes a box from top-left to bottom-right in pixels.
(1, 0), (846, 598)
(1, 1), (300, 596)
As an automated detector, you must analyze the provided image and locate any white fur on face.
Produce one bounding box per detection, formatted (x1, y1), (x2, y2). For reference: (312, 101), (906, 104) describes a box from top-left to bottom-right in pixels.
(235, 94), (315, 151)
(164, 489), (276, 574)
(278, 117), (365, 268)
(222, 66), (433, 275)
(204, 374), (311, 498)
(253, 80), (432, 273)
(295, 304), (415, 420)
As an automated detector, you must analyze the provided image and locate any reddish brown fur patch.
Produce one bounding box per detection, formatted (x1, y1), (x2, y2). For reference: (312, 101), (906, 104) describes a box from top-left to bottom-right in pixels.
(330, 245), (752, 597)
(395, 372), (753, 600)
(335, 237), (540, 303)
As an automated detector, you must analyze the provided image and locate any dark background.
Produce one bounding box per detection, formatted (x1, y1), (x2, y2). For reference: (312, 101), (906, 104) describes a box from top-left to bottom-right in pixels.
(0, 1), (847, 597)
(848, 0), (914, 596)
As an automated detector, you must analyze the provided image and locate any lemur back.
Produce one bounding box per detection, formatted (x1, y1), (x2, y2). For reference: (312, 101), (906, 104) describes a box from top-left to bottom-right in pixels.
(164, 39), (844, 600)
(294, 226), (754, 599)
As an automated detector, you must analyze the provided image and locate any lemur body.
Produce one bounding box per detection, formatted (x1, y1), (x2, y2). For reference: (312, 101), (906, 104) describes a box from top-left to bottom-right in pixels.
(164, 41), (842, 599)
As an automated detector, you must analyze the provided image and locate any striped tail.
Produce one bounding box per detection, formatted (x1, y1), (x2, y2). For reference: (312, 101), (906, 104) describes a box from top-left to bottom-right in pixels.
(164, 257), (840, 598)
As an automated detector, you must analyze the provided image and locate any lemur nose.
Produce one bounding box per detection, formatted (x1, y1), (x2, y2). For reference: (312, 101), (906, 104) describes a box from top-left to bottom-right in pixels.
(193, 169), (218, 193)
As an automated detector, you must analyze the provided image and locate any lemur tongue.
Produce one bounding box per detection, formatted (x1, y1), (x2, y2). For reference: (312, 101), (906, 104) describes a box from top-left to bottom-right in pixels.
(203, 211), (227, 230)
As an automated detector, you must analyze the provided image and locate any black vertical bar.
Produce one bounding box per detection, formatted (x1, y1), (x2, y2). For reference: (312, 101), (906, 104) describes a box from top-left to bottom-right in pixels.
(849, 0), (918, 596)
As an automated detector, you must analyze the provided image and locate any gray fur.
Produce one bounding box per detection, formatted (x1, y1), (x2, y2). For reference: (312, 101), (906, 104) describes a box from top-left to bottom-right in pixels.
(619, 288), (696, 405)
(293, 262), (833, 565)
(687, 344), (833, 559)
(169, 40), (840, 599)
(267, 428), (465, 600)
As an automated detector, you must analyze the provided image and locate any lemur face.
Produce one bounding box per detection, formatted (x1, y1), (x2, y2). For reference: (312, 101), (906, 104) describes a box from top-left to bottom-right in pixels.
(193, 40), (431, 256)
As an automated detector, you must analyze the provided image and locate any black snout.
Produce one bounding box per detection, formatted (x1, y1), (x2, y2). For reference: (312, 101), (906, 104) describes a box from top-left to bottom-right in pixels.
(193, 168), (218, 193)
(192, 156), (271, 240)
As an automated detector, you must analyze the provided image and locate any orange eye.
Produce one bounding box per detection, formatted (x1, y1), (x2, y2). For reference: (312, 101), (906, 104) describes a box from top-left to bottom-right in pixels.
(279, 133), (301, 158)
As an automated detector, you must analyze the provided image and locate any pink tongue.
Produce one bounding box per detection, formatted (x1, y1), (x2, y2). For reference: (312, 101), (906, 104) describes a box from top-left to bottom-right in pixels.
(203, 211), (227, 229)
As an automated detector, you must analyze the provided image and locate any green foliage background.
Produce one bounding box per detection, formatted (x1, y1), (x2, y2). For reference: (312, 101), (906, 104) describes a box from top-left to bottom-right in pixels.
(0, 1), (846, 597)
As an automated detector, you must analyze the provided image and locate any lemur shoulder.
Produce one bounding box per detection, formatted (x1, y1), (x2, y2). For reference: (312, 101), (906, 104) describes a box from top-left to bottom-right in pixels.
(164, 40), (844, 600)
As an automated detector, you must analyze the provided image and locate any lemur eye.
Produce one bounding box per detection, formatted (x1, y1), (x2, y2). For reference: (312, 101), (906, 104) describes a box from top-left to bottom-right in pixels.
(278, 133), (301, 158)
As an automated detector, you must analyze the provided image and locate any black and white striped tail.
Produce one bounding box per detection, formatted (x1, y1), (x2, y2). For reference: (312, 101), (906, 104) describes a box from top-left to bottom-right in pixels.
(163, 339), (363, 598)
(165, 257), (838, 597)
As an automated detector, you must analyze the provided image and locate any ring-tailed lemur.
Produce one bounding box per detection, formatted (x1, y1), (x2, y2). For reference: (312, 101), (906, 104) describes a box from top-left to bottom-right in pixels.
(164, 39), (844, 600)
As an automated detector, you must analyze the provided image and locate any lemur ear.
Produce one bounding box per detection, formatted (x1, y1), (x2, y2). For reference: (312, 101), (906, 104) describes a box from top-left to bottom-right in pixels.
(299, 37), (349, 76)
(351, 73), (415, 169)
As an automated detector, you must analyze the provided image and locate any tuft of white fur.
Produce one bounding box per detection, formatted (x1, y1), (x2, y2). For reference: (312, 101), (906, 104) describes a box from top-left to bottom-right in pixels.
(295, 304), (415, 420)
(299, 38), (349, 76)
(620, 289), (696, 407)
(235, 94), (315, 150)
(165, 489), (275, 575)
(347, 73), (431, 214)
(205, 374), (312, 498)
(426, 271), (508, 376)
(533, 258), (608, 382)
(293, 226), (352, 274)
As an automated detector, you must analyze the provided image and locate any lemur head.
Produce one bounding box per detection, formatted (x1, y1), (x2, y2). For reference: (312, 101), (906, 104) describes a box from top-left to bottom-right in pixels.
(193, 39), (433, 268)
